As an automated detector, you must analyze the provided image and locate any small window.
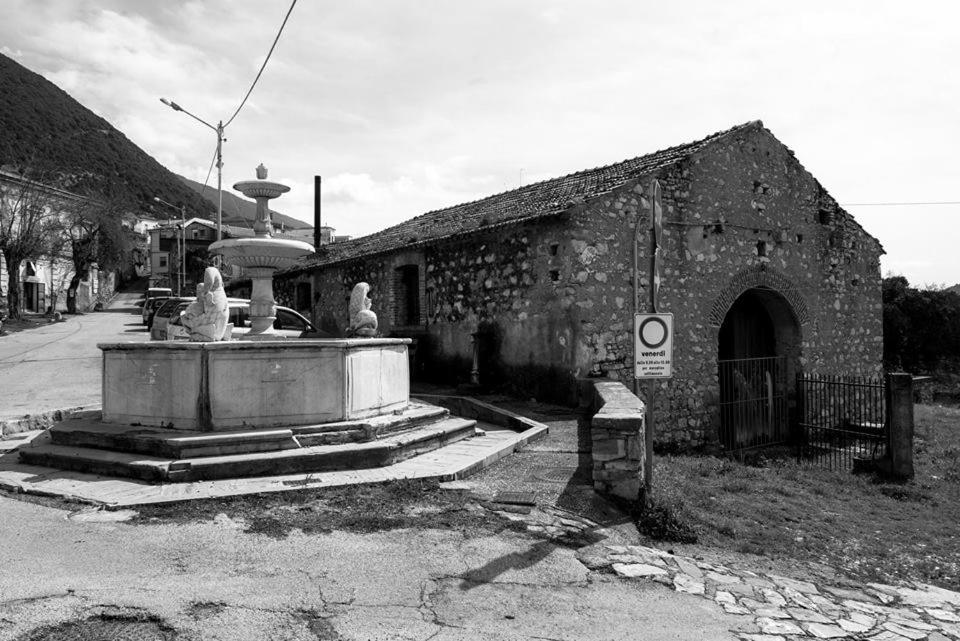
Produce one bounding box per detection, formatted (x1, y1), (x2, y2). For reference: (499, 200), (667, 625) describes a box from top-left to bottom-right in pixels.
(159, 256), (168, 268)
(549, 269), (560, 282)
(756, 241), (767, 257)
(549, 243), (559, 256)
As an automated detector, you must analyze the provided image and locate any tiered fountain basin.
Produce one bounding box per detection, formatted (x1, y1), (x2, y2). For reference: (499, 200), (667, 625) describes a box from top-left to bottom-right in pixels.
(100, 339), (412, 431)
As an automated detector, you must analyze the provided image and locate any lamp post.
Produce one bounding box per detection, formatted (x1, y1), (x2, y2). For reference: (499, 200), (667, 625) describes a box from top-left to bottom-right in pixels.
(159, 98), (224, 261)
(153, 197), (186, 296)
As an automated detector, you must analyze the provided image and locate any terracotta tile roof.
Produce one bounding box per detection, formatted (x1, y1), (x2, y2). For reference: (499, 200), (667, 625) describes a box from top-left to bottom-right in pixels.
(288, 120), (763, 272)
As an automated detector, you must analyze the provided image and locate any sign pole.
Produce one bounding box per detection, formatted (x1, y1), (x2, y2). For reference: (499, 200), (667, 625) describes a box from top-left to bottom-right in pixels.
(646, 180), (662, 503)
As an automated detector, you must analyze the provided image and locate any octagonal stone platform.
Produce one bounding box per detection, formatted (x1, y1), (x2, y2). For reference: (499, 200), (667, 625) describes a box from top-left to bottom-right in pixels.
(100, 339), (411, 431)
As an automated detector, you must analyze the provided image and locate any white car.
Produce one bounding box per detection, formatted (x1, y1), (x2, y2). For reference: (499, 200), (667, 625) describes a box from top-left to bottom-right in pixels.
(166, 300), (320, 340)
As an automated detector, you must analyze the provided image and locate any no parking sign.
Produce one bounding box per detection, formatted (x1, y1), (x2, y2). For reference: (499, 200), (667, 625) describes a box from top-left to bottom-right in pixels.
(634, 313), (673, 378)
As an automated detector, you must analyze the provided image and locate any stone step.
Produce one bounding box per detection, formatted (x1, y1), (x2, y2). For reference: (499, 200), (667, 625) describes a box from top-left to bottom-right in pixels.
(288, 403), (449, 440)
(49, 419), (299, 458)
(20, 417), (479, 483)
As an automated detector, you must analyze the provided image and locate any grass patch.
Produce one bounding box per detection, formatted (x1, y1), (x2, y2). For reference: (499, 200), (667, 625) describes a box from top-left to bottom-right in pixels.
(649, 403), (960, 591)
(634, 499), (698, 544)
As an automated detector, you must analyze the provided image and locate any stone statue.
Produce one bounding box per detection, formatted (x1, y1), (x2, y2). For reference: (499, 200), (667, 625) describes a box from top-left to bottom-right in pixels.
(347, 282), (378, 337)
(182, 267), (230, 342)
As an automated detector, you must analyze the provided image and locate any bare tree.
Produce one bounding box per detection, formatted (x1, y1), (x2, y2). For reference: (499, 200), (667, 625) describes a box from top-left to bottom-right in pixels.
(0, 170), (63, 319)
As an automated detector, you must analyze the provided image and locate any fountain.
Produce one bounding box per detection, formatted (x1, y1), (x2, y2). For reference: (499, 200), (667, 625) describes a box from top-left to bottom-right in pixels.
(17, 167), (482, 482)
(209, 164), (314, 337)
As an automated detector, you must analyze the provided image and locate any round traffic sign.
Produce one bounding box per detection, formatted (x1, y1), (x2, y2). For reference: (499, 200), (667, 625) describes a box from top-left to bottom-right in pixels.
(638, 316), (668, 348)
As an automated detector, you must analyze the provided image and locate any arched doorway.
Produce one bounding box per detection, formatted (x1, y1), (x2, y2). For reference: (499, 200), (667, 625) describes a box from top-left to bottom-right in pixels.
(717, 287), (801, 452)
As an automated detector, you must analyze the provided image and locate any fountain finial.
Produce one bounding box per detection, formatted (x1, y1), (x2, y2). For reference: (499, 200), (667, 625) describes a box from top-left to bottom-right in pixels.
(256, 163), (268, 180)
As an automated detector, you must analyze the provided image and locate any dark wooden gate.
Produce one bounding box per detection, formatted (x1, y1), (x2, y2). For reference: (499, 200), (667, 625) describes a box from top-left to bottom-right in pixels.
(718, 356), (790, 454)
(796, 373), (887, 470)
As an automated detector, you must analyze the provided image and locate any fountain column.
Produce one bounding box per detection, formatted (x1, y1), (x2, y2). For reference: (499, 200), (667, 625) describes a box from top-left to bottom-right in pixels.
(209, 164), (314, 339)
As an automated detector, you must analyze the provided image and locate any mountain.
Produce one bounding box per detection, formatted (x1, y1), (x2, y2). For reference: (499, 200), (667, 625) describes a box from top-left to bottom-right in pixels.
(178, 175), (311, 231)
(0, 52), (213, 218)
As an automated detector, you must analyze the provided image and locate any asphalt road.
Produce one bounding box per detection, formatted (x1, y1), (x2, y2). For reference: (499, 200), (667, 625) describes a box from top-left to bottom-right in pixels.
(0, 495), (740, 641)
(0, 292), (149, 420)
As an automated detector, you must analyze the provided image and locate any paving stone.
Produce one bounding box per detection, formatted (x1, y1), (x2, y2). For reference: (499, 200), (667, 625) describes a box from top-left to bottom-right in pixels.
(674, 573), (706, 595)
(883, 622), (931, 640)
(926, 609), (960, 623)
(722, 602), (752, 615)
(675, 557), (703, 579)
(927, 633), (952, 641)
(788, 608), (832, 623)
(870, 590), (897, 604)
(761, 588), (787, 607)
(770, 574), (820, 594)
(867, 632), (912, 641)
(612, 562), (669, 578)
(741, 598), (766, 611)
(896, 585), (960, 609)
(744, 576), (776, 589)
(839, 618), (873, 633)
(805, 622), (852, 639)
(738, 635), (787, 641)
(754, 607), (791, 619)
(784, 587), (818, 610)
(707, 571), (743, 585)
(890, 618), (937, 631)
(848, 612), (877, 628)
(825, 585), (880, 602)
(715, 591), (737, 604)
(845, 599), (896, 616)
(756, 617), (804, 635)
(724, 582), (758, 597)
(605, 545), (630, 554)
(609, 553), (667, 567)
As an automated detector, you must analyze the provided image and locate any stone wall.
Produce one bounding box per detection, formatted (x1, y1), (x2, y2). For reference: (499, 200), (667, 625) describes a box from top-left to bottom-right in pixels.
(287, 125), (884, 449)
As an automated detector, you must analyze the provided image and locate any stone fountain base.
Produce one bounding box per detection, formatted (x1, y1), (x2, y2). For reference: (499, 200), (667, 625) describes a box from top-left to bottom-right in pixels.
(19, 401), (478, 482)
(100, 339), (412, 431)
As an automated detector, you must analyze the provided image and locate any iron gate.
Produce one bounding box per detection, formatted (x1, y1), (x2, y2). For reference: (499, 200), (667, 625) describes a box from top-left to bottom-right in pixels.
(718, 356), (790, 454)
(796, 373), (887, 470)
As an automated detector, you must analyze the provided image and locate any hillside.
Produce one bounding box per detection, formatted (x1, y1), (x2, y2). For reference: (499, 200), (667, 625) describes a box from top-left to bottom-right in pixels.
(0, 52), (213, 217)
(178, 175), (311, 231)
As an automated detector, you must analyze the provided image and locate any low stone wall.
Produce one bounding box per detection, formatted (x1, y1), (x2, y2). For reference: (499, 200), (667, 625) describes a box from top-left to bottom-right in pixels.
(590, 381), (645, 502)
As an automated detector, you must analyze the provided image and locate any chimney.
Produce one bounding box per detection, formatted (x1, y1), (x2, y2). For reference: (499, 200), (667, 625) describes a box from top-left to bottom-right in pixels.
(313, 175), (322, 251)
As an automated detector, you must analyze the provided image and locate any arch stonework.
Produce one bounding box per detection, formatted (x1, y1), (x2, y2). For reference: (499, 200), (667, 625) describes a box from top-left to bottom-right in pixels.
(708, 266), (810, 327)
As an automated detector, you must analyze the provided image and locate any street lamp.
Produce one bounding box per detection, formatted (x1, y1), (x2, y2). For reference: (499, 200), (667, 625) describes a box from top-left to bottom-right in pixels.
(153, 197), (186, 296)
(159, 98), (224, 260)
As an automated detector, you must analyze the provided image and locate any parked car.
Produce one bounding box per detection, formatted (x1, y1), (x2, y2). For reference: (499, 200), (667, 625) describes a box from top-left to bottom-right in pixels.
(164, 300), (321, 340)
(143, 296), (173, 329)
(141, 287), (173, 324)
(149, 297), (195, 340)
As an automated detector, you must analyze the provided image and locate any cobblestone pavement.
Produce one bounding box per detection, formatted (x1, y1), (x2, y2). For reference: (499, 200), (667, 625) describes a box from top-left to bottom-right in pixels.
(486, 502), (960, 641)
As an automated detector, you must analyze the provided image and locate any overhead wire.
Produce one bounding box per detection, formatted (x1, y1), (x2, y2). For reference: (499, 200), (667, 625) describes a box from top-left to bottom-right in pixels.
(223, 0), (298, 129)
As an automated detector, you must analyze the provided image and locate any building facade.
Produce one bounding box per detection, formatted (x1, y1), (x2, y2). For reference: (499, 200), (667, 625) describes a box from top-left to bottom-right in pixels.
(279, 121), (884, 449)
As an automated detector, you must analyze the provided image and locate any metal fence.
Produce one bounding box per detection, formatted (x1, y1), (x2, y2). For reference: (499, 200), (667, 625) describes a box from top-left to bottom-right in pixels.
(796, 373), (887, 470)
(718, 356), (790, 454)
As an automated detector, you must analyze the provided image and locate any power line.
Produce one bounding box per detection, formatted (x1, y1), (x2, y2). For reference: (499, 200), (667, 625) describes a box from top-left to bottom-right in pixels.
(224, 0), (298, 128)
(199, 144), (218, 200)
(841, 201), (960, 207)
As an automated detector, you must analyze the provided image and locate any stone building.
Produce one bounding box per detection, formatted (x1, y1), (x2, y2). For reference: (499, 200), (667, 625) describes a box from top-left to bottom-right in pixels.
(278, 121), (884, 449)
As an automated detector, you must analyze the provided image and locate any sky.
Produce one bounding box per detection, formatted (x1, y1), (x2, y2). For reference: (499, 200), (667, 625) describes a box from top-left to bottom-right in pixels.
(2, 0), (958, 286)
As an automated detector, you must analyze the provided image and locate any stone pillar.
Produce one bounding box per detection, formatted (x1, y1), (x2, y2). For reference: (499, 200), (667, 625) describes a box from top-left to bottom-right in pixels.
(885, 372), (914, 479)
(590, 381), (646, 502)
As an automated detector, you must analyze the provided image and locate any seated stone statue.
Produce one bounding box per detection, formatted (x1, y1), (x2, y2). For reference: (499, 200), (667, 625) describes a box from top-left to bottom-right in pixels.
(182, 267), (230, 342)
(347, 282), (378, 337)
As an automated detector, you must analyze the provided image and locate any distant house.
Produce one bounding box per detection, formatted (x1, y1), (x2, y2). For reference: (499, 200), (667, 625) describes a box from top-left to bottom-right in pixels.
(0, 169), (111, 314)
(277, 121), (884, 451)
